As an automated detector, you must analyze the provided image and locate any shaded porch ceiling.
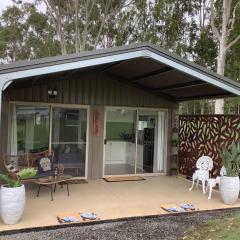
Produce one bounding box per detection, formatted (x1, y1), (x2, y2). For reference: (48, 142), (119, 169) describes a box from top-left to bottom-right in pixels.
(101, 57), (232, 101)
(1, 43), (240, 101)
(8, 57), (236, 102)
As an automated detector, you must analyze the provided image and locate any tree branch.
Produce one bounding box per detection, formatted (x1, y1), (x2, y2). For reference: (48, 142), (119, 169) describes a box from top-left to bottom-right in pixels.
(43, 0), (57, 20)
(210, 0), (220, 40)
(228, 1), (240, 35)
(93, 0), (112, 49)
(226, 35), (240, 50)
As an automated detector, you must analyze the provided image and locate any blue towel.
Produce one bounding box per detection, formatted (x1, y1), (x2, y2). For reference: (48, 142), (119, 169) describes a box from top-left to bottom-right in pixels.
(80, 212), (97, 220)
(63, 216), (80, 222)
(180, 203), (196, 210)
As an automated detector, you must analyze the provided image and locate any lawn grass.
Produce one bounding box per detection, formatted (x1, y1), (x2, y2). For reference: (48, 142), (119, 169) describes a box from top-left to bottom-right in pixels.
(183, 215), (240, 240)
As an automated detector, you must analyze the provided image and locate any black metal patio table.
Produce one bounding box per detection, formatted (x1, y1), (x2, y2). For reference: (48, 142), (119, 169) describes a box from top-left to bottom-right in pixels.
(35, 174), (73, 201)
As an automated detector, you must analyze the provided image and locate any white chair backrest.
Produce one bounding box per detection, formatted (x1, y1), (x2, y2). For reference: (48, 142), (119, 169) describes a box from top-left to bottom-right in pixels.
(220, 166), (227, 176)
(196, 156), (213, 171)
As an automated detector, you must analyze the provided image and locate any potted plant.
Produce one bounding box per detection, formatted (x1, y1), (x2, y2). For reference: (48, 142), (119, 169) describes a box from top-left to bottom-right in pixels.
(171, 138), (179, 155)
(170, 160), (178, 176)
(220, 142), (240, 205)
(0, 168), (37, 224)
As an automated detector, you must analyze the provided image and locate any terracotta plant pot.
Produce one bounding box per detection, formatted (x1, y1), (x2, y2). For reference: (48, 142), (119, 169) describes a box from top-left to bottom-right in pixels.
(0, 184), (25, 224)
(220, 176), (239, 205)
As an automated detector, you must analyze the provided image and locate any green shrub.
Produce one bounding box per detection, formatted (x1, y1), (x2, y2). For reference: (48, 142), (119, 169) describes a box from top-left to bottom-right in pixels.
(221, 142), (240, 177)
(0, 168), (37, 188)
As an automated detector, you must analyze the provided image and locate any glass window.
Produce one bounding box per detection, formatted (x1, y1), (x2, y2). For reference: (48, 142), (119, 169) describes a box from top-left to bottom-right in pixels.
(11, 105), (50, 154)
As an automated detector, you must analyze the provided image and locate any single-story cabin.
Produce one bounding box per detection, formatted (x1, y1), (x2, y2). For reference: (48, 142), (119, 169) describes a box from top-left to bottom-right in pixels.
(0, 43), (240, 180)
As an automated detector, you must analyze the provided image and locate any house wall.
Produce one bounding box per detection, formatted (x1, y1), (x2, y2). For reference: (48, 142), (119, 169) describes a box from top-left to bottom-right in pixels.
(1, 70), (176, 179)
(7, 71), (174, 108)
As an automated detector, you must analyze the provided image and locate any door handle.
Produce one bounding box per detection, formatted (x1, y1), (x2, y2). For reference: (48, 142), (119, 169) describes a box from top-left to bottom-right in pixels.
(104, 139), (107, 145)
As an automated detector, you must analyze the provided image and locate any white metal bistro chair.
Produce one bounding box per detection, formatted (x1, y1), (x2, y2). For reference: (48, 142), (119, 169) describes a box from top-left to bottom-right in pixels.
(189, 156), (213, 194)
(205, 166), (226, 200)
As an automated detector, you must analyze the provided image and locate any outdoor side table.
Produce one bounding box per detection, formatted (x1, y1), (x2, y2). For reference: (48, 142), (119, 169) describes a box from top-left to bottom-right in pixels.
(35, 174), (73, 201)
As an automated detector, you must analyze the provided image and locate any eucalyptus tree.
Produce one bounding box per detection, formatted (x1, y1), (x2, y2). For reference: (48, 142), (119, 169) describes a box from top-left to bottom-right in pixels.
(123, 0), (194, 54)
(0, 2), (60, 63)
(210, 0), (240, 113)
(180, 0), (240, 115)
(0, 4), (28, 62)
(41, 0), (133, 54)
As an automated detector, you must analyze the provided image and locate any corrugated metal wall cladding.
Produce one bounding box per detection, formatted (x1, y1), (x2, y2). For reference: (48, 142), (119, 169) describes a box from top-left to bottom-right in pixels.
(7, 71), (174, 108)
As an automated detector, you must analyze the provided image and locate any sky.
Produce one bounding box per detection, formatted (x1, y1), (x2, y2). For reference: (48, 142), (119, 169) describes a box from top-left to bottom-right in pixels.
(0, 0), (45, 12)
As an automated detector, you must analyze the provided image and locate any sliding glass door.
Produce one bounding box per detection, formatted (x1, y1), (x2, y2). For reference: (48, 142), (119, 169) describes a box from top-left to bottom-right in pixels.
(104, 108), (166, 176)
(104, 109), (136, 175)
(11, 104), (88, 177)
(137, 111), (165, 173)
(51, 107), (87, 177)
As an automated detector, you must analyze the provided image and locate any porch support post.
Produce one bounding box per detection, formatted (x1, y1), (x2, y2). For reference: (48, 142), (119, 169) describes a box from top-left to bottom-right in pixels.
(0, 84), (4, 171)
(0, 79), (13, 127)
(0, 89), (2, 138)
(168, 104), (179, 175)
(0, 80), (13, 169)
(0, 82), (5, 139)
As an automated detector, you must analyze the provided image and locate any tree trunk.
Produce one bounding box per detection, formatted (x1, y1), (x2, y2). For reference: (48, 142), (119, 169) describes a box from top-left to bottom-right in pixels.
(74, 0), (80, 53)
(213, 0), (231, 114)
(57, 8), (67, 55)
(215, 42), (226, 114)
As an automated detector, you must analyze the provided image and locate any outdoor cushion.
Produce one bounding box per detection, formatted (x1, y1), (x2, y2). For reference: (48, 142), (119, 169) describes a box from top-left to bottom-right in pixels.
(5, 163), (19, 173)
(36, 155), (53, 173)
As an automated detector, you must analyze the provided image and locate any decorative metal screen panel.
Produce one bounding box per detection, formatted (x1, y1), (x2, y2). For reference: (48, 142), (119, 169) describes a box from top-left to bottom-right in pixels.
(179, 115), (240, 177)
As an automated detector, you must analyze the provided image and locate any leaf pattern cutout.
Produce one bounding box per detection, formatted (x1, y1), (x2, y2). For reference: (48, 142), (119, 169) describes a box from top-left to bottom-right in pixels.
(179, 115), (240, 177)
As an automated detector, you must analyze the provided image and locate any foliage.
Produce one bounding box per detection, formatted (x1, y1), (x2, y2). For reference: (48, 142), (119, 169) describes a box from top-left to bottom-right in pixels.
(193, 30), (218, 69)
(184, 215), (240, 240)
(171, 139), (179, 146)
(221, 142), (240, 177)
(179, 0), (240, 114)
(225, 1), (240, 82)
(170, 160), (178, 171)
(0, 2), (60, 62)
(179, 100), (215, 115)
(0, 168), (37, 188)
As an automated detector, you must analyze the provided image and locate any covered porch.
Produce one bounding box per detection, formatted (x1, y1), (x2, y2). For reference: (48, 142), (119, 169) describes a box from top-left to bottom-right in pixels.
(0, 43), (240, 232)
(1, 175), (240, 231)
(1, 43), (240, 180)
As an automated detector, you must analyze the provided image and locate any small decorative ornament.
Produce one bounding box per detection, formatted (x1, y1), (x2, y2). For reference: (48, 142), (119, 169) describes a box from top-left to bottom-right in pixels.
(93, 110), (100, 137)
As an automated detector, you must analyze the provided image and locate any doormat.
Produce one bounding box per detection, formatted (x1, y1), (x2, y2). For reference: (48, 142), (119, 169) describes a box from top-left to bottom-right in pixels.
(103, 176), (145, 182)
(59, 179), (88, 185)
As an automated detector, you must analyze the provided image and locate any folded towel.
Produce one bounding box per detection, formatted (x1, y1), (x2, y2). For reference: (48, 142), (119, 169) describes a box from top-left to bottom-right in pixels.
(80, 212), (97, 220)
(165, 207), (185, 213)
(179, 203), (196, 210)
(62, 216), (81, 222)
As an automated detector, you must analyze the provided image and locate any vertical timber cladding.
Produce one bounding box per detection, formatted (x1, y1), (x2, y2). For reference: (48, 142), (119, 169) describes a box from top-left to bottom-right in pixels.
(7, 70), (175, 108)
(179, 115), (240, 177)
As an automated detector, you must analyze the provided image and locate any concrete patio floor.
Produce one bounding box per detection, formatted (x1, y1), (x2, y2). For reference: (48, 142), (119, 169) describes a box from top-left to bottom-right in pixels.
(0, 176), (240, 231)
